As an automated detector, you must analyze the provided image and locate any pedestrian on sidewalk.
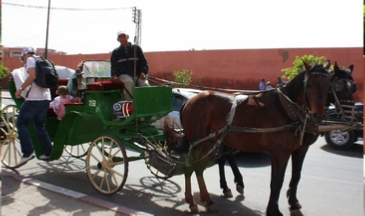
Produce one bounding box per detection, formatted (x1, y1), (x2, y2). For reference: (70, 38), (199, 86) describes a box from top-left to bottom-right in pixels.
(15, 47), (53, 166)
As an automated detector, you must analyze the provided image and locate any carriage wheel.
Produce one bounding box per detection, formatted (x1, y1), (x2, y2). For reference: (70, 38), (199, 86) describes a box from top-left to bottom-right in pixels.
(86, 135), (128, 195)
(1, 105), (22, 169)
(144, 140), (176, 179)
(64, 143), (90, 158)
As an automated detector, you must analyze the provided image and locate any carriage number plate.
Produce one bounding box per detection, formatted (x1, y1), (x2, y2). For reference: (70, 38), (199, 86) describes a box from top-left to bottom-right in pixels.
(89, 100), (96, 107)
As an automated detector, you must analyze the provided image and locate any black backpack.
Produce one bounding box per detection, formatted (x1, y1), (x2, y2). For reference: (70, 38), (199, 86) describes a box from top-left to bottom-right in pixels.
(33, 56), (59, 89)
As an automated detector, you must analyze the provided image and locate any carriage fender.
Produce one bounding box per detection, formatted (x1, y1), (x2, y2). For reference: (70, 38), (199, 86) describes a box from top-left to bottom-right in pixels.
(50, 111), (102, 159)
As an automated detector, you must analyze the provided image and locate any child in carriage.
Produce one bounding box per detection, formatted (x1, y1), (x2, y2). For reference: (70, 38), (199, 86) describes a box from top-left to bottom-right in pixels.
(50, 85), (79, 120)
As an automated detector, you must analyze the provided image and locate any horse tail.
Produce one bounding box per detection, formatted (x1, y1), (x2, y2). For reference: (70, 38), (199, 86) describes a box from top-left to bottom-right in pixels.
(163, 121), (190, 154)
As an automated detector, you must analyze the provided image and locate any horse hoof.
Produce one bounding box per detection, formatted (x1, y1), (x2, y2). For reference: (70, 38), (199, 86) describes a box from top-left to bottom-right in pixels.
(236, 184), (244, 195)
(206, 203), (219, 213)
(289, 202), (302, 211)
(223, 188), (233, 197)
(290, 209), (304, 216)
(189, 204), (199, 213)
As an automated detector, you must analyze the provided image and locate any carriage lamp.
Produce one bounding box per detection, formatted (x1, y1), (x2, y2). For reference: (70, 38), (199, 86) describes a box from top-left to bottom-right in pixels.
(112, 101), (133, 120)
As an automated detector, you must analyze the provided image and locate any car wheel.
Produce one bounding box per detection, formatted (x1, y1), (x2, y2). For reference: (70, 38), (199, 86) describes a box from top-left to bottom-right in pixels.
(325, 130), (355, 150)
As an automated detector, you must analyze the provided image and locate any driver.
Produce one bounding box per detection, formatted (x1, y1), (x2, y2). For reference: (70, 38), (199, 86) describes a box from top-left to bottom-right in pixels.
(110, 30), (149, 101)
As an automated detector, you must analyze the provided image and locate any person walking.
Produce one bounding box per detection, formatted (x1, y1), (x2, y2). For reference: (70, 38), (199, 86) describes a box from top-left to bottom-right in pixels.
(110, 30), (149, 101)
(259, 79), (266, 91)
(266, 81), (273, 90)
(15, 47), (53, 166)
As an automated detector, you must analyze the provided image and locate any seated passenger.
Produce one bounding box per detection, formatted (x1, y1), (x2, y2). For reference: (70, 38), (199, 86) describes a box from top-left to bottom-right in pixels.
(67, 61), (83, 97)
(50, 85), (79, 120)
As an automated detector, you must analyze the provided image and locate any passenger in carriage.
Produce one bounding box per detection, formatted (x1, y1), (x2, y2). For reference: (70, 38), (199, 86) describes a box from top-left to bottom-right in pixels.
(110, 30), (149, 101)
(67, 61), (83, 97)
(50, 85), (79, 120)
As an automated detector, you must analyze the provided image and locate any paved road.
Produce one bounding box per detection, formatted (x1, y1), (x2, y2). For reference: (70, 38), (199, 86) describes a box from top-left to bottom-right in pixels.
(1, 91), (364, 215)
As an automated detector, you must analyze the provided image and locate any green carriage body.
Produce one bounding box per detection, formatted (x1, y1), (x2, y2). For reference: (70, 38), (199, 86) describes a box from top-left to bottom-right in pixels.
(7, 60), (173, 160)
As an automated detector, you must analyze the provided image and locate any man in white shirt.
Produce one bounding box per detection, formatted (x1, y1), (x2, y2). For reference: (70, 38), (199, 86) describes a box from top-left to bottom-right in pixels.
(15, 47), (53, 167)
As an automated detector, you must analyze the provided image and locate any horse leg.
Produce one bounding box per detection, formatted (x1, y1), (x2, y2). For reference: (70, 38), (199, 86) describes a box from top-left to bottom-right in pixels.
(227, 153), (244, 195)
(196, 167), (219, 212)
(218, 155), (233, 197)
(184, 167), (199, 213)
(287, 144), (310, 212)
(266, 153), (291, 216)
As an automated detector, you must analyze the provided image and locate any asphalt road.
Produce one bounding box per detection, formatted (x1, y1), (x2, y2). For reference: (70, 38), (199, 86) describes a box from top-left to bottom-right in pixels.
(1, 95), (364, 216)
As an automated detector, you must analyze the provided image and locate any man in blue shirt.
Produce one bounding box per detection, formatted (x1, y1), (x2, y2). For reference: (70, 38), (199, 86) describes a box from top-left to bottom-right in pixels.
(259, 79), (266, 91)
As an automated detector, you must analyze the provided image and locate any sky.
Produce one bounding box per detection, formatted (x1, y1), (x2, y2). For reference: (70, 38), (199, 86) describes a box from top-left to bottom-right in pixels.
(2, 0), (363, 54)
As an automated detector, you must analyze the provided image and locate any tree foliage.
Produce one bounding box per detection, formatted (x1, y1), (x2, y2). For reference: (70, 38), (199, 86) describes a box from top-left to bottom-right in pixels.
(281, 54), (329, 80)
(173, 69), (193, 86)
(0, 62), (10, 87)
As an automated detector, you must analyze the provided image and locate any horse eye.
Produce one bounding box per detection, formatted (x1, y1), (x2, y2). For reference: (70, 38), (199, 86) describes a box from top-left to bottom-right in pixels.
(352, 83), (357, 93)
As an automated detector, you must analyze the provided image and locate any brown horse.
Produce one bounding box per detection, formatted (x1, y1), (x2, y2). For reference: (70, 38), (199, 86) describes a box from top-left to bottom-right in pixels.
(164, 61), (332, 215)
(285, 61), (357, 213)
(216, 61), (357, 214)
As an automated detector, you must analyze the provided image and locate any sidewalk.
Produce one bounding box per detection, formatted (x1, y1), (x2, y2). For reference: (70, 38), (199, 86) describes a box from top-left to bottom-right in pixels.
(2, 170), (152, 216)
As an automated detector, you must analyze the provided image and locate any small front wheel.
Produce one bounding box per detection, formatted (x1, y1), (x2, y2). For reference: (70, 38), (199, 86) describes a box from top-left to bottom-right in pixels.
(86, 135), (128, 194)
(64, 143), (90, 158)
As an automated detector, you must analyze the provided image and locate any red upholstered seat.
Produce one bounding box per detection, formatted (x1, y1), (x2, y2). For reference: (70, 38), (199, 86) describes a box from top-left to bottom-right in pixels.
(87, 80), (124, 91)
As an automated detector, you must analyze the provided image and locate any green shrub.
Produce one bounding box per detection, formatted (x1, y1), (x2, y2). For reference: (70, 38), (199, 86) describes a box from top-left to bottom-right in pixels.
(173, 69), (193, 86)
(281, 54), (330, 80)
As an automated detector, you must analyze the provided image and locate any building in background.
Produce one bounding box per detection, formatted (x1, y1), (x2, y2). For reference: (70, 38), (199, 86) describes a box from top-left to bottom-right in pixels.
(2, 46), (66, 58)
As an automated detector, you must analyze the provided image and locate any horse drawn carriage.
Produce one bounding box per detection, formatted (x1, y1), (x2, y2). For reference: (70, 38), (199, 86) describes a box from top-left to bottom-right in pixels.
(1, 59), (362, 215)
(1, 60), (185, 195)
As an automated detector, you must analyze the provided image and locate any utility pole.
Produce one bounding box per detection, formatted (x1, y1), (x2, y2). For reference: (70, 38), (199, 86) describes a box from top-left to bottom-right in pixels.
(44, 0), (51, 59)
(132, 7), (142, 46)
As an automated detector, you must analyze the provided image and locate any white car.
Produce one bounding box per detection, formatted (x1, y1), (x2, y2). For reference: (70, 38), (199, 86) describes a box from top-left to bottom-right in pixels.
(153, 88), (202, 129)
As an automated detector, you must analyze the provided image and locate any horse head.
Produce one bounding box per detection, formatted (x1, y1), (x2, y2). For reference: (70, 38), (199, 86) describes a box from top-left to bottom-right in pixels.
(302, 60), (332, 124)
(328, 61), (357, 121)
(282, 61), (332, 125)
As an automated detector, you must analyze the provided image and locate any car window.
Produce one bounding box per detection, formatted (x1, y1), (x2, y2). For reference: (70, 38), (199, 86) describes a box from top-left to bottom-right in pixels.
(172, 94), (187, 111)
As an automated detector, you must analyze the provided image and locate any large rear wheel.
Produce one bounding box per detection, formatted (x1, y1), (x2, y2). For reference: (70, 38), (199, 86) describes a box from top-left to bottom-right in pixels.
(1, 105), (22, 169)
(86, 135), (128, 194)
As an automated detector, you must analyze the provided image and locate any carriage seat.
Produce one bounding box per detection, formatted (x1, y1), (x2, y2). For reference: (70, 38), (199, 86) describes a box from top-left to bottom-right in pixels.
(87, 80), (125, 91)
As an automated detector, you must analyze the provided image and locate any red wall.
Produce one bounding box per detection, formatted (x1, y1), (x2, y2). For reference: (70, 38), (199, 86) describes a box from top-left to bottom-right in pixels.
(2, 47), (363, 102)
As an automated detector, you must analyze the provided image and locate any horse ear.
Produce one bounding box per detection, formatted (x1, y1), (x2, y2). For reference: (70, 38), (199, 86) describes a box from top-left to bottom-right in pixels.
(333, 61), (340, 76)
(277, 77), (285, 84)
(302, 60), (310, 71)
(348, 65), (354, 74)
(324, 59), (331, 69)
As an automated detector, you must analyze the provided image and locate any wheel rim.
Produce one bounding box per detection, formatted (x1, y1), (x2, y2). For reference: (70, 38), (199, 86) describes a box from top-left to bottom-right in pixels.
(64, 143), (90, 158)
(86, 136), (128, 194)
(1, 105), (22, 168)
(329, 130), (350, 145)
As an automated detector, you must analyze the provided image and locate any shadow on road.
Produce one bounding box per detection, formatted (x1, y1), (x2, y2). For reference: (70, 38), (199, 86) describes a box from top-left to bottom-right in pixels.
(320, 142), (363, 158)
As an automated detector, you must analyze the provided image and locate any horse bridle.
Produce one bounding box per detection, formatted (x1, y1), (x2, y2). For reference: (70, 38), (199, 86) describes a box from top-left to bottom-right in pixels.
(302, 71), (331, 119)
(329, 77), (357, 121)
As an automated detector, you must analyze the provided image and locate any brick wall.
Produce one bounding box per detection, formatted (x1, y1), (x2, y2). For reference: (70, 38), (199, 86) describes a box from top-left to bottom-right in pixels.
(2, 47), (363, 101)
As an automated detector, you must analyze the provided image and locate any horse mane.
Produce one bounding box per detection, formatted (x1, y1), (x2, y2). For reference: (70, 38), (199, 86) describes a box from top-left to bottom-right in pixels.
(284, 63), (329, 101)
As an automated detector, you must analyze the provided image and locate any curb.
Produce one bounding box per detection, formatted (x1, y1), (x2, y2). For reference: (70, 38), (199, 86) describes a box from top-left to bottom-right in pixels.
(2, 170), (153, 216)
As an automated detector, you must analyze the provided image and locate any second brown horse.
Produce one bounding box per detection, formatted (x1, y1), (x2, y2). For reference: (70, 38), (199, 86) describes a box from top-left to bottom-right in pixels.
(164, 61), (332, 216)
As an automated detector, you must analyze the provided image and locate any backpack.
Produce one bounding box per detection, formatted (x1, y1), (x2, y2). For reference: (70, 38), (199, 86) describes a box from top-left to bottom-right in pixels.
(32, 56), (59, 89)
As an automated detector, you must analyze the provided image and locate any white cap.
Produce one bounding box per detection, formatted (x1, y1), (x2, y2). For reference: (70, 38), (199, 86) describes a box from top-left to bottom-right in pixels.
(117, 30), (128, 37)
(266, 81), (271, 85)
(21, 47), (36, 56)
